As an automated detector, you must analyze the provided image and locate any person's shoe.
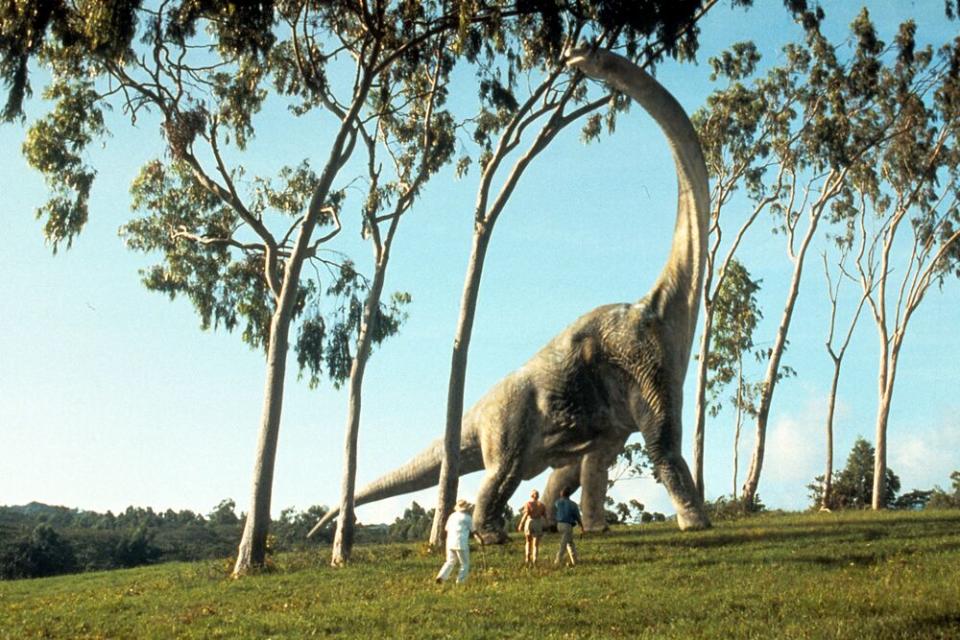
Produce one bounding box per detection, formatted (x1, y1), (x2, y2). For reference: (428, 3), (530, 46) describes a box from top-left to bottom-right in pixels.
(435, 577), (442, 584)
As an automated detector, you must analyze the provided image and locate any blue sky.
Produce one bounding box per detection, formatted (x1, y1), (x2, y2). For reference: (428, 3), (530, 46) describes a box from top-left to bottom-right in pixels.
(1, 1), (958, 525)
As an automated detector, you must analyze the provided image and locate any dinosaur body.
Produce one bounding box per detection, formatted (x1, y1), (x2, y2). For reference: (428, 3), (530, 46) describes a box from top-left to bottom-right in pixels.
(310, 48), (711, 541)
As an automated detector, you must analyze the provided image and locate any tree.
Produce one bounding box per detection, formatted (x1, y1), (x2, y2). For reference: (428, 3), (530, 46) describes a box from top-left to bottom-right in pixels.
(927, 471), (960, 509)
(841, 19), (960, 509)
(325, 26), (455, 565)
(0, 525), (77, 579)
(386, 501), (434, 542)
(696, 11), (955, 508)
(705, 259), (764, 499)
(818, 248), (868, 510)
(607, 442), (653, 489)
(691, 41), (788, 500)
(735, 22), (863, 509)
(808, 437), (900, 509)
(207, 499), (239, 526)
(2, 1), (470, 575)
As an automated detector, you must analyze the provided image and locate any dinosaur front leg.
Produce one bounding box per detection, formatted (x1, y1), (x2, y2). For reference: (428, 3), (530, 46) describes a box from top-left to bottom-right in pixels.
(473, 459), (524, 544)
(643, 414), (710, 531)
(655, 449), (709, 530)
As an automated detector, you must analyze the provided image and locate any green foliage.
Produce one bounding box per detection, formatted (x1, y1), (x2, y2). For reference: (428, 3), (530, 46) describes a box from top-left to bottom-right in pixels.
(0, 524), (76, 579)
(386, 501), (435, 542)
(272, 505), (334, 548)
(603, 496), (662, 525)
(207, 499), (240, 526)
(808, 437), (901, 510)
(0, 0), (140, 121)
(21, 77), (105, 251)
(927, 470), (960, 509)
(705, 259), (764, 419)
(705, 493), (767, 520)
(0, 500), (360, 580)
(2, 511), (960, 638)
(607, 441), (653, 489)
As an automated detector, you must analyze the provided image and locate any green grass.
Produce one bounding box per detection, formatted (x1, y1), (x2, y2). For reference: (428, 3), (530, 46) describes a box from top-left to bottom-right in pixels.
(2, 510), (959, 639)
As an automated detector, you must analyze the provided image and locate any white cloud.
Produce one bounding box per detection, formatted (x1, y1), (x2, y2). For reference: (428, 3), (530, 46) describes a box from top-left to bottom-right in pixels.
(890, 414), (960, 490)
(751, 395), (830, 509)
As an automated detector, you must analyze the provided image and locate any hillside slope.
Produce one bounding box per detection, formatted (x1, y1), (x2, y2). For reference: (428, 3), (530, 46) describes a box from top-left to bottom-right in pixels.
(1, 510), (958, 639)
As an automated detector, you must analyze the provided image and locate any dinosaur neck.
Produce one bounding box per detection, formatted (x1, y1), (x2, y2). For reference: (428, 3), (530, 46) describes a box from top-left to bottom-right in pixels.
(570, 50), (709, 352)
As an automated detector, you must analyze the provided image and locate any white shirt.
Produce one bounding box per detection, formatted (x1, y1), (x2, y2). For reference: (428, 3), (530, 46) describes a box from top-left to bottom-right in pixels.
(445, 510), (473, 550)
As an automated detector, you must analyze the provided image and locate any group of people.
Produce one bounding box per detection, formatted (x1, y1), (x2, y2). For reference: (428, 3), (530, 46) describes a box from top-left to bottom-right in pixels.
(435, 487), (584, 585)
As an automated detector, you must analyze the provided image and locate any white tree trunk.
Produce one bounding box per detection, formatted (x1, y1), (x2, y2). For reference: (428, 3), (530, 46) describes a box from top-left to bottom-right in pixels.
(430, 228), (491, 548)
(871, 344), (899, 510)
(692, 306), (714, 501)
(331, 261), (388, 565)
(233, 307), (293, 575)
(822, 359), (841, 509)
(741, 211), (823, 507)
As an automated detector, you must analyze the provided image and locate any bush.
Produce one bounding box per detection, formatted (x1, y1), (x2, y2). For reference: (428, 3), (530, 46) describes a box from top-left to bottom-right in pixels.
(0, 525), (76, 579)
(705, 494), (766, 521)
(927, 471), (960, 509)
(808, 437), (900, 510)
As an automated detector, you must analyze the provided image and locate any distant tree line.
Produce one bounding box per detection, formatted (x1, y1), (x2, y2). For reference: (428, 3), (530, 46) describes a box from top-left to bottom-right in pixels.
(807, 439), (960, 513)
(1, 500), (347, 580)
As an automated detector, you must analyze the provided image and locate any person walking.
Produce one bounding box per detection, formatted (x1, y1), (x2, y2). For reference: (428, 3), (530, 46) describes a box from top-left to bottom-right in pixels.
(517, 489), (547, 566)
(435, 499), (475, 584)
(553, 487), (583, 566)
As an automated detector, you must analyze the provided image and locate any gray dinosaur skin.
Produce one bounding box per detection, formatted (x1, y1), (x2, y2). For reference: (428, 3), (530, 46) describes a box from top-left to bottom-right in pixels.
(311, 48), (711, 542)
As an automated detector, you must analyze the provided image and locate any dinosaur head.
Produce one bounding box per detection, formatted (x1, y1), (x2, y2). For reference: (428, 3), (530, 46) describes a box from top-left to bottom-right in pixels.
(565, 46), (622, 80)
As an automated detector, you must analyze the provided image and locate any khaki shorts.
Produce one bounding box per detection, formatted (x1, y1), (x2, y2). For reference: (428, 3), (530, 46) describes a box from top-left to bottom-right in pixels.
(524, 517), (544, 537)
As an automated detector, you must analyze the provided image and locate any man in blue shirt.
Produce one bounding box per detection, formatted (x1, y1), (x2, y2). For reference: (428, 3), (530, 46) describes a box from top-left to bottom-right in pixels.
(553, 486), (583, 566)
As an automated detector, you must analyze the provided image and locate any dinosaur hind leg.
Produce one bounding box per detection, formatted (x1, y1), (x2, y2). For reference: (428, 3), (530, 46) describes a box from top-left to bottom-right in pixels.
(542, 461), (581, 527)
(580, 436), (629, 532)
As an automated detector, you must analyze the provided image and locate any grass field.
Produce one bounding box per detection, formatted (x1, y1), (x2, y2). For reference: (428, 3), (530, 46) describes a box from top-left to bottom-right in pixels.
(1, 510), (958, 639)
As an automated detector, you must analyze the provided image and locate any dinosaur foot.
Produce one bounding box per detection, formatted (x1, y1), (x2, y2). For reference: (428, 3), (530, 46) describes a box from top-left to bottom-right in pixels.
(676, 507), (711, 531)
(477, 530), (509, 545)
(582, 524), (610, 534)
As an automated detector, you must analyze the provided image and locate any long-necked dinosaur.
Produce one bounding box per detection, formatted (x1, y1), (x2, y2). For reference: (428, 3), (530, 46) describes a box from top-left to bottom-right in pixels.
(309, 47), (711, 542)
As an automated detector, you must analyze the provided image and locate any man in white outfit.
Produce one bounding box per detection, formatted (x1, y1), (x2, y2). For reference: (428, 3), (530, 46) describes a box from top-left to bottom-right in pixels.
(435, 499), (474, 584)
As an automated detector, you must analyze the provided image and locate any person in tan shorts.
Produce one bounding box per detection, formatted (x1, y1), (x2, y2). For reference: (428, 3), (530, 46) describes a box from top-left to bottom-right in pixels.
(516, 489), (547, 566)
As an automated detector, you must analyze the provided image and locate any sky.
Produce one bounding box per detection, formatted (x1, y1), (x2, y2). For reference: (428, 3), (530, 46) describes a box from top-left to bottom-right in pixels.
(1, 1), (958, 527)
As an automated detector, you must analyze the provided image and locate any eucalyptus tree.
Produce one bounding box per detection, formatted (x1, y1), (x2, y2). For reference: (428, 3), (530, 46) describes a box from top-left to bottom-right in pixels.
(840, 19), (960, 509)
(691, 42), (792, 499)
(702, 10), (959, 508)
(318, 27), (457, 565)
(704, 259), (763, 499)
(691, 21), (851, 508)
(0, 0), (502, 575)
(818, 247), (868, 510)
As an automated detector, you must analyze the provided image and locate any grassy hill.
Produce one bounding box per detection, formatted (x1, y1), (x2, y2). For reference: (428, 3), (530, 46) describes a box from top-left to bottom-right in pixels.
(1, 510), (958, 639)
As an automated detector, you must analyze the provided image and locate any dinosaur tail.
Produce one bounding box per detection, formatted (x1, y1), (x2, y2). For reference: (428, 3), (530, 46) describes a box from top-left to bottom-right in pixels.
(307, 434), (483, 537)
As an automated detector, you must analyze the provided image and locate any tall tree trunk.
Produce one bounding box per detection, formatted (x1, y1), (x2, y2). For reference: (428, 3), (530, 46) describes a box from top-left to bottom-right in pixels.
(692, 306), (714, 501)
(732, 363), (744, 500)
(231, 116), (358, 575)
(821, 357), (842, 510)
(331, 261), (388, 565)
(233, 308), (293, 575)
(429, 227), (491, 548)
(871, 342), (900, 510)
(741, 209), (824, 507)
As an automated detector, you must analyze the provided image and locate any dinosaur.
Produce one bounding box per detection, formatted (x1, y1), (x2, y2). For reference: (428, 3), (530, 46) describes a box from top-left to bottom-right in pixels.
(309, 47), (711, 542)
